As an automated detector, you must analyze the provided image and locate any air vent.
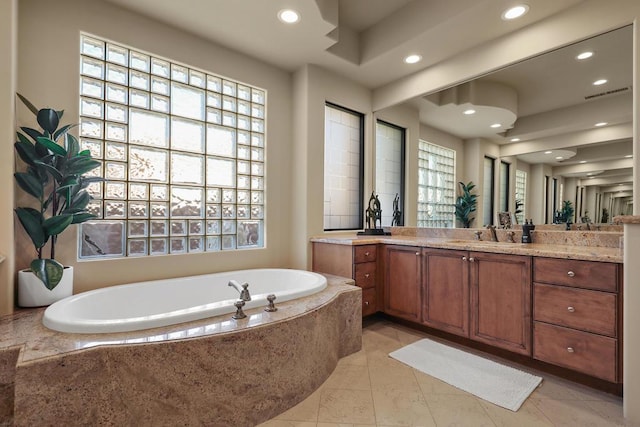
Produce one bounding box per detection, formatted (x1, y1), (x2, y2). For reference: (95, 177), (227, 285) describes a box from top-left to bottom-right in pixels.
(585, 86), (630, 100)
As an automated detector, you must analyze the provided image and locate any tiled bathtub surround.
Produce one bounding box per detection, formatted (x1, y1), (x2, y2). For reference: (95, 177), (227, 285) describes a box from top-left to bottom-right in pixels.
(0, 276), (361, 426)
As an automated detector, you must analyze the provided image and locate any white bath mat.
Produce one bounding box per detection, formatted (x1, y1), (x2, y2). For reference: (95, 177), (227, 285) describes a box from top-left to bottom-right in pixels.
(389, 338), (542, 411)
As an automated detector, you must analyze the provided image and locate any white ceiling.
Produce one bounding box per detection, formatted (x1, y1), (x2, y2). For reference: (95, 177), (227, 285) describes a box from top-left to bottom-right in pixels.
(100, 0), (632, 187)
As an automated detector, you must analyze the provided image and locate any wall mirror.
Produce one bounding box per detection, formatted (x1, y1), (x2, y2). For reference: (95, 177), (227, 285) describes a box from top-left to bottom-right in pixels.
(404, 25), (632, 226)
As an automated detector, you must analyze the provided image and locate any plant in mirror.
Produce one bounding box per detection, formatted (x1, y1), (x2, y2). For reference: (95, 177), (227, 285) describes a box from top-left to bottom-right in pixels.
(454, 181), (477, 228)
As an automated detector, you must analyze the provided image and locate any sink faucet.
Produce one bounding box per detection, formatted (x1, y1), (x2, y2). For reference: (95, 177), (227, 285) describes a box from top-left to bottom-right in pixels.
(228, 280), (252, 301)
(486, 224), (498, 242)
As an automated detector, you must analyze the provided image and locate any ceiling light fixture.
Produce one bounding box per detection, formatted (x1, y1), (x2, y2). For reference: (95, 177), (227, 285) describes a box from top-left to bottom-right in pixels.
(501, 5), (529, 20)
(404, 54), (422, 64)
(463, 109), (476, 115)
(579, 160), (587, 164)
(510, 138), (520, 142)
(490, 123), (501, 128)
(625, 155), (633, 158)
(595, 122), (608, 127)
(277, 9), (300, 24)
(544, 151), (552, 154)
(576, 51), (593, 60)
(593, 79), (608, 86)
(555, 156), (564, 160)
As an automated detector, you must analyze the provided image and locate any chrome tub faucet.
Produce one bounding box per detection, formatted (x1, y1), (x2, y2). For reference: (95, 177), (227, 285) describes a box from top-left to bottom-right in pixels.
(228, 280), (252, 301)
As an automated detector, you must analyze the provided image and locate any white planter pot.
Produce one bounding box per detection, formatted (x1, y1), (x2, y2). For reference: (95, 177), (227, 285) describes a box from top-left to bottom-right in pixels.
(18, 266), (73, 307)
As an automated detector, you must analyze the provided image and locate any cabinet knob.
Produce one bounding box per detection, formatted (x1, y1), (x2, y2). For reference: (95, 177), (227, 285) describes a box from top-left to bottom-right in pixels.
(567, 347), (575, 353)
(364, 301), (369, 306)
(415, 252), (420, 256)
(462, 256), (467, 261)
(567, 306), (575, 313)
(364, 273), (370, 278)
(567, 271), (575, 277)
(365, 251), (370, 257)
(469, 257), (475, 262)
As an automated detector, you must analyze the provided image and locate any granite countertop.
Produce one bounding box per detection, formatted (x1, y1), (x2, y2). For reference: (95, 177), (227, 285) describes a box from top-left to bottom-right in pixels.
(310, 235), (623, 263)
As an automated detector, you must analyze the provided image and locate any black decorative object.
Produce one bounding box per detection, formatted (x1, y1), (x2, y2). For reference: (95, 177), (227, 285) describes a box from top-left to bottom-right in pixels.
(358, 192), (385, 235)
(391, 193), (403, 226)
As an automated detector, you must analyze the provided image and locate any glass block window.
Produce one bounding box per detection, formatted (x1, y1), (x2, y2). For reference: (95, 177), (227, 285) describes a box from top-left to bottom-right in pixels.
(515, 170), (526, 224)
(323, 103), (364, 231)
(78, 34), (266, 258)
(375, 121), (405, 227)
(417, 140), (455, 228)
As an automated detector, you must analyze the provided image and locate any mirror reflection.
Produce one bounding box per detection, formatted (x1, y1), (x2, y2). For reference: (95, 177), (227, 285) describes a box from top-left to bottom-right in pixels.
(401, 25), (632, 228)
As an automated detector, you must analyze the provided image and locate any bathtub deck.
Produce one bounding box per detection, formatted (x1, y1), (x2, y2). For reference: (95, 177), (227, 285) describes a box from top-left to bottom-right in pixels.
(0, 274), (362, 426)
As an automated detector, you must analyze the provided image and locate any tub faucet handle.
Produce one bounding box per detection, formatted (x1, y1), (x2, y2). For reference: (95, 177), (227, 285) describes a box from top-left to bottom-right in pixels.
(240, 282), (251, 301)
(232, 299), (247, 319)
(265, 294), (278, 312)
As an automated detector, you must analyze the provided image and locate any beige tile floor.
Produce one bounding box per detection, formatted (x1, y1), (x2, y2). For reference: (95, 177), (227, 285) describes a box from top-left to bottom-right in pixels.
(259, 317), (632, 427)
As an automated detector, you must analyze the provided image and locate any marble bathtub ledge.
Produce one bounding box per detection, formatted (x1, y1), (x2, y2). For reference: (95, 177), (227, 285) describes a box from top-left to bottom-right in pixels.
(5, 275), (363, 426)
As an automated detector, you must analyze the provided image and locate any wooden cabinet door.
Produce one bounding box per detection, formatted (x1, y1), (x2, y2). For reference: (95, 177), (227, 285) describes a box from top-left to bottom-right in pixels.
(470, 252), (532, 355)
(422, 248), (469, 337)
(384, 245), (421, 322)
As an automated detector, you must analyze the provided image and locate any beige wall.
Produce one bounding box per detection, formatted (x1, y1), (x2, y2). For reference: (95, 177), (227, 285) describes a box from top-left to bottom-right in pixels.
(0, 0), (17, 316)
(290, 64), (372, 269)
(16, 0), (293, 296)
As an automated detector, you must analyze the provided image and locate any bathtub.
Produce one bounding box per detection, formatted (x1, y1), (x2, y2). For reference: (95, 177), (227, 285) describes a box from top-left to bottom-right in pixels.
(43, 268), (327, 334)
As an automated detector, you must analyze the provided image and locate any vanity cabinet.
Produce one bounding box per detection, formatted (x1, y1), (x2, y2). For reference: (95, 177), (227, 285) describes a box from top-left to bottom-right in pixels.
(421, 248), (470, 337)
(312, 242), (378, 316)
(532, 258), (621, 382)
(469, 252), (532, 356)
(383, 245), (422, 322)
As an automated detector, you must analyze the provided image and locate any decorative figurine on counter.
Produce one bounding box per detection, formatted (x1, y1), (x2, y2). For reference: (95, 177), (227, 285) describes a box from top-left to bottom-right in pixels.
(391, 193), (403, 227)
(359, 192), (385, 235)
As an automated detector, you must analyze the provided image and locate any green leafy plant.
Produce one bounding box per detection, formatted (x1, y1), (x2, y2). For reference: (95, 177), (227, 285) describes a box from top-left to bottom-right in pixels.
(454, 181), (477, 228)
(14, 94), (102, 290)
(560, 200), (574, 223)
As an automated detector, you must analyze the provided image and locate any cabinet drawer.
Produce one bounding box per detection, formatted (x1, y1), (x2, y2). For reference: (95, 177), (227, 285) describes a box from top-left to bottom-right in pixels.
(533, 258), (617, 291)
(354, 262), (376, 288)
(534, 322), (617, 382)
(362, 288), (377, 316)
(534, 284), (617, 337)
(354, 245), (376, 263)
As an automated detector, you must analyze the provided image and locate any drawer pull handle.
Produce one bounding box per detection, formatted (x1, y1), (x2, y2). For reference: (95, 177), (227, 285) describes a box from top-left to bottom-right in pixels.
(469, 257), (475, 262)
(462, 256), (467, 261)
(567, 306), (575, 313)
(567, 347), (575, 353)
(567, 271), (575, 277)
(365, 251), (370, 257)
(364, 301), (369, 306)
(364, 273), (370, 278)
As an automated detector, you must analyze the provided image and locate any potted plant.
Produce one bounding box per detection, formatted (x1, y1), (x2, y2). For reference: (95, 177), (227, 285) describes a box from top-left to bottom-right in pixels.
(14, 94), (102, 307)
(454, 181), (477, 228)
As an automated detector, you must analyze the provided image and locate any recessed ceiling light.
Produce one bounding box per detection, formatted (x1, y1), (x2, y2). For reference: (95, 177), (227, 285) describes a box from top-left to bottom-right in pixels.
(277, 9), (300, 24)
(595, 122), (608, 127)
(589, 177), (595, 179)
(587, 173), (593, 176)
(510, 138), (520, 142)
(404, 54), (422, 64)
(544, 151), (552, 154)
(463, 109), (476, 115)
(625, 155), (633, 158)
(502, 5), (529, 20)
(490, 123), (501, 128)
(579, 160), (587, 164)
(593, 79), (608, 86)
(555, 156), (564, 160)
(576, 51), (593, 60)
